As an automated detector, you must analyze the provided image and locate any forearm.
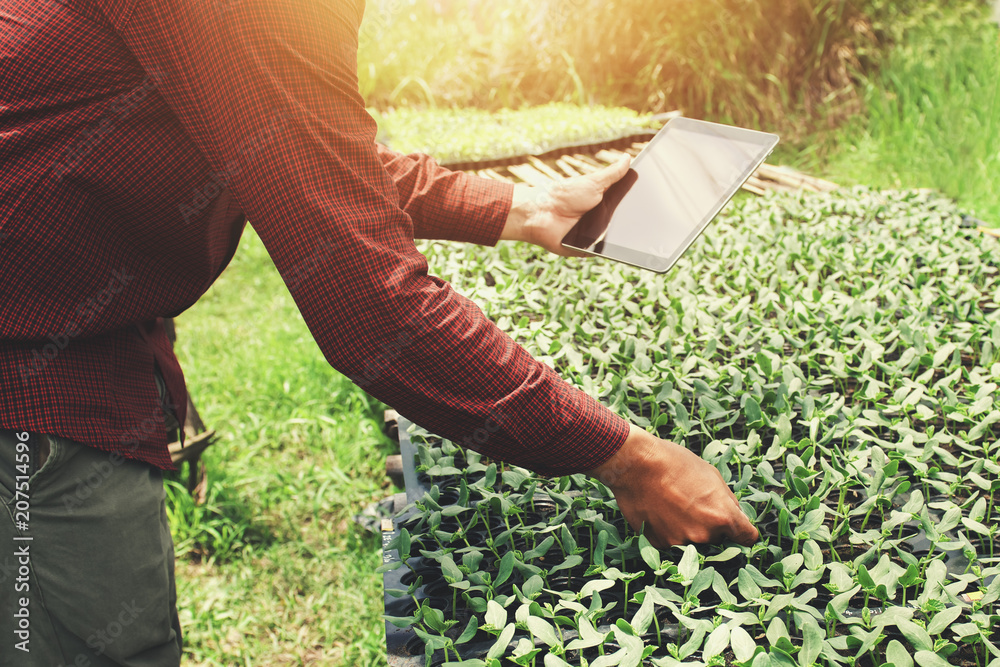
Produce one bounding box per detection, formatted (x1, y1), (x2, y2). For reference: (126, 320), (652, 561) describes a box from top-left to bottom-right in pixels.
(376, 143), (514, 246)
(349, 292), (632, 474)
(498, 183), (541, 244)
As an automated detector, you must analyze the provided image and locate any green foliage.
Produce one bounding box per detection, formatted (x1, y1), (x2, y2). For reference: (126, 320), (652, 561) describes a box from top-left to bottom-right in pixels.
(819, 2), (1000, 225)
(164, 475), (271, 563)
(391, 186), (1000, 665)
(358, 0), (885, 138)
(375, 103), (656, 164)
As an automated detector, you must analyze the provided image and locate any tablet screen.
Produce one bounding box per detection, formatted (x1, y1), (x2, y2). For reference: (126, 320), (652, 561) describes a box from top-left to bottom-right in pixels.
(561, 117), (778, 273)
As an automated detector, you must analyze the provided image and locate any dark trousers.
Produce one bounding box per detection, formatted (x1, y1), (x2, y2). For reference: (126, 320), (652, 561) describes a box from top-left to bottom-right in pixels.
(0, 431), (182, 666)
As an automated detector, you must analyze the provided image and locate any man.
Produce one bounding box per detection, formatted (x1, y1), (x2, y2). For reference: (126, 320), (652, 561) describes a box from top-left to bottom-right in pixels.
(0, 0), (757, 664)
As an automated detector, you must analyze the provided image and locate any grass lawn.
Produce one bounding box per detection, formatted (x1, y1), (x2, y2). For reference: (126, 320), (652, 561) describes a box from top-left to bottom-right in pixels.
(170, 230), (395, 665)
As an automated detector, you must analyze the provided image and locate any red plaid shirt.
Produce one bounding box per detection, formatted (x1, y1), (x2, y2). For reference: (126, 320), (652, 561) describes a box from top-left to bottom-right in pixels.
(0, 0), (629, 473)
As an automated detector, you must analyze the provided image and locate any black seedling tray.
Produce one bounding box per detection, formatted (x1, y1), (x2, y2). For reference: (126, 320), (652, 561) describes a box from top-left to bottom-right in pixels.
(385, 417), (429, 667)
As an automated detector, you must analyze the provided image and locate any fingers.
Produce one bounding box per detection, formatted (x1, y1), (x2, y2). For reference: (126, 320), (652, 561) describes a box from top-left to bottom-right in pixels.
(644, 530), (669, 551)
(589, 154), (631, 190)
(718, 468), (758, 545)
(728, 504), (760, 546)
(593, 429), (760, 549)
(707, 473), (758, 546)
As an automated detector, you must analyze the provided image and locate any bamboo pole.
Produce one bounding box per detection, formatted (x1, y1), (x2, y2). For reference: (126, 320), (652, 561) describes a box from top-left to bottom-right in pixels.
(594, 149), (631, 164)
(480, 168), (514, 183)
(754, 163), (839, 192)
(527, 156), (566, 181)
(508, 163), (555, 188)
(562, 155), (601, 173)
(555, 157), (584, 178)
(741, 176), (768, 196)
(570, 154), (605, 170)
(627, 142), (649, 156)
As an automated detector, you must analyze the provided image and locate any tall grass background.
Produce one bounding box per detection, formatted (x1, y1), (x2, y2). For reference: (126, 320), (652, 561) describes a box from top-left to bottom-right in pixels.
(360, 0), (999, 220)
(820, 3), (1000, 223)
(360, 0), (935, 139)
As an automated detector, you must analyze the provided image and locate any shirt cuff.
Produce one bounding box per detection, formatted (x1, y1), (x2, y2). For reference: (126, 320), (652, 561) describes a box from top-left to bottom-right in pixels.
(410, 167), (513, 247)
(532, 381), (633, 476)
(446, 175), (513, 248)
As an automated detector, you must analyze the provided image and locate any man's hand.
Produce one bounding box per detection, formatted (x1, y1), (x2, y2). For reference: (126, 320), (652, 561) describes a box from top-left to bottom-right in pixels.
(500, 155), (630, 256)
(588, 424), (759, 548)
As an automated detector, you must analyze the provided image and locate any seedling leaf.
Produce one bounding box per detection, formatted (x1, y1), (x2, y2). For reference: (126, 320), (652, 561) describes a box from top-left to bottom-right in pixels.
(798, 618), (823, 667)
(639, 534), (661, 571)
(926, 605), (963, 635)
(731, 625), (757, 663)
(485, 599), (506, 630)
(677, 544), (700, 582)
(544, 655), (573, 667)
(739, 569), (763, 600)
(703, 624), (731, 659)
(886, 639), (915, 667)
(915, 651), (952, 667)
(896, 618), (934, 652)
(456, 615), (479, 644)
(526, 616), (560, 647)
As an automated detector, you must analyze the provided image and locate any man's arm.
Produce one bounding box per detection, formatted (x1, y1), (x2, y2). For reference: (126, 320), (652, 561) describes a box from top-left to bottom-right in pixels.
(96, 0), (755, 545)
(374, 143), (631, 255)
(375, 144), (512, 246)
(97, 0), (628, 475)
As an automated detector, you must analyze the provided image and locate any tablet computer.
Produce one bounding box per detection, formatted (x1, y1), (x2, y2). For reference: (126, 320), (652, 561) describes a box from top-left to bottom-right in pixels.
(561, 117), (779, 273)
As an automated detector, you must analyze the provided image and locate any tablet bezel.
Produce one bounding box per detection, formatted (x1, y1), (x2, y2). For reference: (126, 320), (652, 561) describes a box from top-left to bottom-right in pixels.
(560, 117), (779, 273)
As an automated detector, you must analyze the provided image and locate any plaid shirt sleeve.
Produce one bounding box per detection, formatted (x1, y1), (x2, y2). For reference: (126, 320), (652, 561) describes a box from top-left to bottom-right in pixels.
(93, 0), (630, 475)
(376, 143), (511, 246)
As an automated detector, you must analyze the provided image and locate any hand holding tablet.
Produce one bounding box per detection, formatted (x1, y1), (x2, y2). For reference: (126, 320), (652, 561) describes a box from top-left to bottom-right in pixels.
(562, 117), (779, 273)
